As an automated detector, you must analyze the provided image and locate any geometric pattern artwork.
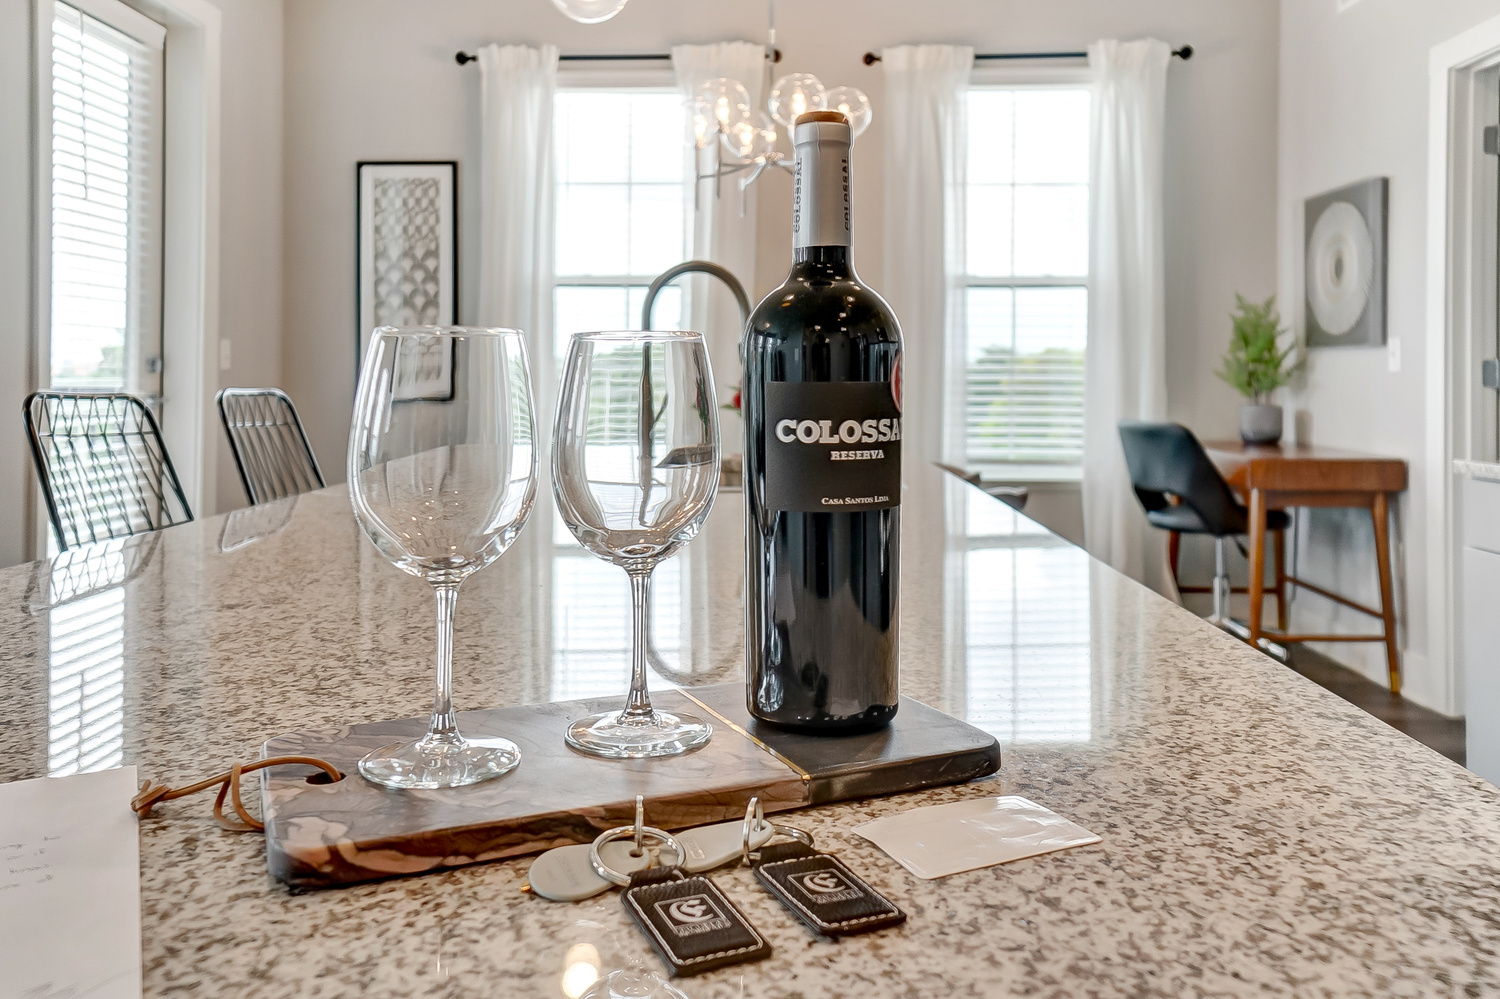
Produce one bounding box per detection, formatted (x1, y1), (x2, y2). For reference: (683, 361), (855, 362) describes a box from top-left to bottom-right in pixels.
(357, 162), (457, 397)
(1304, 177), (1387, 348)
(372, 178), (443, 327)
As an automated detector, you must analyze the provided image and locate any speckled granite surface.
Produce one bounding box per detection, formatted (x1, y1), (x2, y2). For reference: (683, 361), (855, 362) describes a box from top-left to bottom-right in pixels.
(2, 469), (1499, 997)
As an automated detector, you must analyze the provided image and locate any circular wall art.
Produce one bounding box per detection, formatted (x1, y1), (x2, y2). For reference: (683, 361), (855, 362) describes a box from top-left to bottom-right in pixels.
(1306, 200), (1373, 336)
(1303, 177), (1387, 348)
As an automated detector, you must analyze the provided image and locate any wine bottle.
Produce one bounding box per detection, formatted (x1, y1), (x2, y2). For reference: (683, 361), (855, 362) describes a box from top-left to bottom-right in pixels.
(742, 110), (902, 733)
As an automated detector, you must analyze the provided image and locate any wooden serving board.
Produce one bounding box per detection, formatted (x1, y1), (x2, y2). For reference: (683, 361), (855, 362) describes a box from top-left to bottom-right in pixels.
(261, 684), (999, 888)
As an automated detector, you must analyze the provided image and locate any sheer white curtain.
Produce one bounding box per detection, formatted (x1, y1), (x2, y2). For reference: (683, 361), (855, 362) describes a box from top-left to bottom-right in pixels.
(880, 44), (973, 472)
(477, 43), (559, 412)
(1082, 38), (1172, 594)
(671, 41), (766, 444)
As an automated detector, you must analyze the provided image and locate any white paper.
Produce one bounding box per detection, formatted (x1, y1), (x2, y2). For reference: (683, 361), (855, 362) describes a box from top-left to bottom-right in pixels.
(852, 795), (1101, 880)
(0, 767), (142, 999)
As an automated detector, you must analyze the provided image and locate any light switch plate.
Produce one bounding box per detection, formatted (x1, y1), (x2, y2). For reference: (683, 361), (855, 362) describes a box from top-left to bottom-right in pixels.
(1387, 337), (1401, 373)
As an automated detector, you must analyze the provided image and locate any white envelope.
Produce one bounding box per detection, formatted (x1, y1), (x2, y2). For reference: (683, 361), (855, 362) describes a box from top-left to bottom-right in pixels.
(852, 795), (1101, 880)
(0, 767), (143, 999)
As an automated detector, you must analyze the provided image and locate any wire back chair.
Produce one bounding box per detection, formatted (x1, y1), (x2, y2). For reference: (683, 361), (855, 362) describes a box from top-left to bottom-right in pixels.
(24, 391), (195, 552)
(216, 388), (325, 505)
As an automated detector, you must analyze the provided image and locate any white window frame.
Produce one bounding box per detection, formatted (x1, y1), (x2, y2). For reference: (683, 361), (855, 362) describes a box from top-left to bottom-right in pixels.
(551, 65), (689, 346)
(29, 0), (220, 558)
(962, 64), (1093, 484)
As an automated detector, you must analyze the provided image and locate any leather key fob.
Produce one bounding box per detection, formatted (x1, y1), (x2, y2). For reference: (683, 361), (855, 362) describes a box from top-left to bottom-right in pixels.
(752, 842), (907, 937)
(621, 867), (772, 977)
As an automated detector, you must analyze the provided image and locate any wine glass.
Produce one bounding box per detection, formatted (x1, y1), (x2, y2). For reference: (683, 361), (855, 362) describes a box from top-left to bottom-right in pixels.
(553, 331), (720, 758)
(348, 326), (538, 788)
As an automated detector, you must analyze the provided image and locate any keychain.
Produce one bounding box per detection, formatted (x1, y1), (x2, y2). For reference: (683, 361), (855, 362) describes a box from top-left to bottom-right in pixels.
(747, 819), (907, 938)
(591, 801), (776, 977)
(525, 795), (777, 902)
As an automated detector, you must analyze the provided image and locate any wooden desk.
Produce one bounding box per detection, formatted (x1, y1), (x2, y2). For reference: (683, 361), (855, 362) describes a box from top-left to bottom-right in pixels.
(1205, 441), (1408, 692)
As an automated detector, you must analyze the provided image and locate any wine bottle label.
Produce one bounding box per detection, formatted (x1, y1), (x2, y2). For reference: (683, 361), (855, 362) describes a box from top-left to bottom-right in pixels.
(762, 381), (902, 512)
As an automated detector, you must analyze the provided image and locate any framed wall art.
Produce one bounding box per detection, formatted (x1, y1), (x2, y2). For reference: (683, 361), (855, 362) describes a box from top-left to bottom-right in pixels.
(1304, 176), (1387, 348)
(356, 161), (457, 400)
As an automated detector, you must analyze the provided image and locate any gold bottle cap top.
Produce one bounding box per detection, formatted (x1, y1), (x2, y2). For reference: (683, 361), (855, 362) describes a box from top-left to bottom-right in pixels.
(795, 110), (849, 126)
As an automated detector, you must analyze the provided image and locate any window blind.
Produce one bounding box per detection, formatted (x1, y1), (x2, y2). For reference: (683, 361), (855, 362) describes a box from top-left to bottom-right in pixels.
(50, 0), (164, 392)
(963, 87), (1091, 468)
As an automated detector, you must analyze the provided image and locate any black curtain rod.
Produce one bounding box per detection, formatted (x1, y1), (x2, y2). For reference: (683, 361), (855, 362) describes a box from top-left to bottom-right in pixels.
(455, 49), (781, 66)
(862, 44), (1192, 66)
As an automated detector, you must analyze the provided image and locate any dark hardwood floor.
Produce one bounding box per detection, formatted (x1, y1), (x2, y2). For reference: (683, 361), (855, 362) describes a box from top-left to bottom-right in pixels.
(1285, 644), (1466, 766)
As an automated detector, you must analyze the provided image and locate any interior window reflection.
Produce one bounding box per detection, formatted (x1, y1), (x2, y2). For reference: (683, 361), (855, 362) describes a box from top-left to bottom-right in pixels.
(552, 546), (683, 702)
(42, 540), (135, 775)
(962, 494), (1091, 742)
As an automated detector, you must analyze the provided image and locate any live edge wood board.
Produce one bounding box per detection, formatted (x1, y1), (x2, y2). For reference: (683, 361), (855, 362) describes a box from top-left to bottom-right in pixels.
(260, 683), (1001, 889)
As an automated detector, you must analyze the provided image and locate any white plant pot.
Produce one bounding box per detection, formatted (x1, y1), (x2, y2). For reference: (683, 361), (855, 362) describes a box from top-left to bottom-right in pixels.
(1239, 403), (1283, 445)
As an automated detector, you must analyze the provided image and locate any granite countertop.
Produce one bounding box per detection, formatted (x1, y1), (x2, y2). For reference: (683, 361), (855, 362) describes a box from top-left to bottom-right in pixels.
(2, 467), (1498, 997)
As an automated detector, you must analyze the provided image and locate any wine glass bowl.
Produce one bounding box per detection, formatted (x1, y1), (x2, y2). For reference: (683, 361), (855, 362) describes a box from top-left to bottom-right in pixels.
(553, 331), (720, 759)
(349, 326), (538, 789)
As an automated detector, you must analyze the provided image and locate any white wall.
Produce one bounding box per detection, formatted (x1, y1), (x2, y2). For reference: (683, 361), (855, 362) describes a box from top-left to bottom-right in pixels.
(0, 0), (283, 570)
(1278, 0), (1500, 714)
(281, 0), (1280, 496)
(211, 0), (285, 510)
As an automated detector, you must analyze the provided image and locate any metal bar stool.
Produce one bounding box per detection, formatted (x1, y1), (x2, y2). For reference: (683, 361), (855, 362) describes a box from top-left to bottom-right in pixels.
(24, 391), (194, 552)
(216, 388), (325, 505)
(1118, 420), (1289, 633)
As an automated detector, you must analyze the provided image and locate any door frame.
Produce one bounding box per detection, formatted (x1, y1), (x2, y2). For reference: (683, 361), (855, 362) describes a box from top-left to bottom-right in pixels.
(1426, 12), (1500, 718)
(28, 0), (220, 558)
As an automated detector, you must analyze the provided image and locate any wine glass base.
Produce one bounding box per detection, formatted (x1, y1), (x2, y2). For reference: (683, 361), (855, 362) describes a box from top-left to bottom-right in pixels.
(565, 709), (713, 759)
(579, 967), (690, 999)
(358, 735), (521, 789)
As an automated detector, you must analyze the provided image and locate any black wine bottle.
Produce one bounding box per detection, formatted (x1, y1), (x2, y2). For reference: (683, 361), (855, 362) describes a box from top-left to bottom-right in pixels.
(742, 110), (902, 733)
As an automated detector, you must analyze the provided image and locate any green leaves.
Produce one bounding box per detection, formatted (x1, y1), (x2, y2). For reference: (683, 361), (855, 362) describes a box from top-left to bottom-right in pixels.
(1216, 294), (1299, 404)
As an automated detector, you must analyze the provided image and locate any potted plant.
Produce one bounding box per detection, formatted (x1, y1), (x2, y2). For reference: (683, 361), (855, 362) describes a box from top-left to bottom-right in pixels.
(1216, 294), (1299, 445)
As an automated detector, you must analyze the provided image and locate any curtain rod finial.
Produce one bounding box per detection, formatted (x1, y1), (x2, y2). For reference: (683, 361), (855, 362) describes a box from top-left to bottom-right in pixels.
(455, 51), (477, 66)
(863, 51), (880, 65)
(1174, 44), (1193, 60)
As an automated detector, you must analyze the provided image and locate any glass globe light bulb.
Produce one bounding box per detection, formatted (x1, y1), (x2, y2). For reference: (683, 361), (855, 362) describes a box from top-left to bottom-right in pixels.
(548, 0), (629, 24)
(687, 98), (715, 150)
(822, 86), (873, 138)
(769, 73), (826, 129)
(696, 78), (752, 130)
(721, 110), (776, 161)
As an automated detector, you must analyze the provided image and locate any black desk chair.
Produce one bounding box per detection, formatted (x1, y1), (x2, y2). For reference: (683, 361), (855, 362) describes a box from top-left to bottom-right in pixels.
(217, 388), (325, 505)
(24, 391), (194, 552)
(1117, 420), (1289, 629)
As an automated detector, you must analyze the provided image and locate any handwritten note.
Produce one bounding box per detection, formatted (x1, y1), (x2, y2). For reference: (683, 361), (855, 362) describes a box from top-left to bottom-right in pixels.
(0, 767), (142, 999)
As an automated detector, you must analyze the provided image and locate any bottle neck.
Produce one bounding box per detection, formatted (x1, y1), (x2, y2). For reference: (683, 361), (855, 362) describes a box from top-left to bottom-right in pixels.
(792, 128), (852, 252)
(792, 245), (851, 269)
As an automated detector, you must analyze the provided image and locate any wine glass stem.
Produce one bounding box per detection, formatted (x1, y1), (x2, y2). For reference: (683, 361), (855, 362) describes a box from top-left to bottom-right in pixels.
(623, 568), (656, 720)
(427, 582), (461, 744)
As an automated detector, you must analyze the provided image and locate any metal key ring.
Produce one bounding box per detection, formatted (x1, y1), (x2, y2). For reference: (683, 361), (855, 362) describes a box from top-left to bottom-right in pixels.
(771, 823), (814, 848)
(744, 820), (815, 865)
(740, 797), (769, 866)
(590, 825), (686, 887)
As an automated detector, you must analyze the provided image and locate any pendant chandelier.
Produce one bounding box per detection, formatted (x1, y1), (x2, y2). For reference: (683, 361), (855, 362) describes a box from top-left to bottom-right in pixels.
(549, 0), (629, 24)
(689, 70), (871, 204)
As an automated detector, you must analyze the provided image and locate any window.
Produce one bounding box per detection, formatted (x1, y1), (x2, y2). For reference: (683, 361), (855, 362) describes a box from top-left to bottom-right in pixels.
(550, 85), (691, 700)
(963, 86), (1090, 471)
(49, 0), (165, 394)
(552, 88), (689, 354)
